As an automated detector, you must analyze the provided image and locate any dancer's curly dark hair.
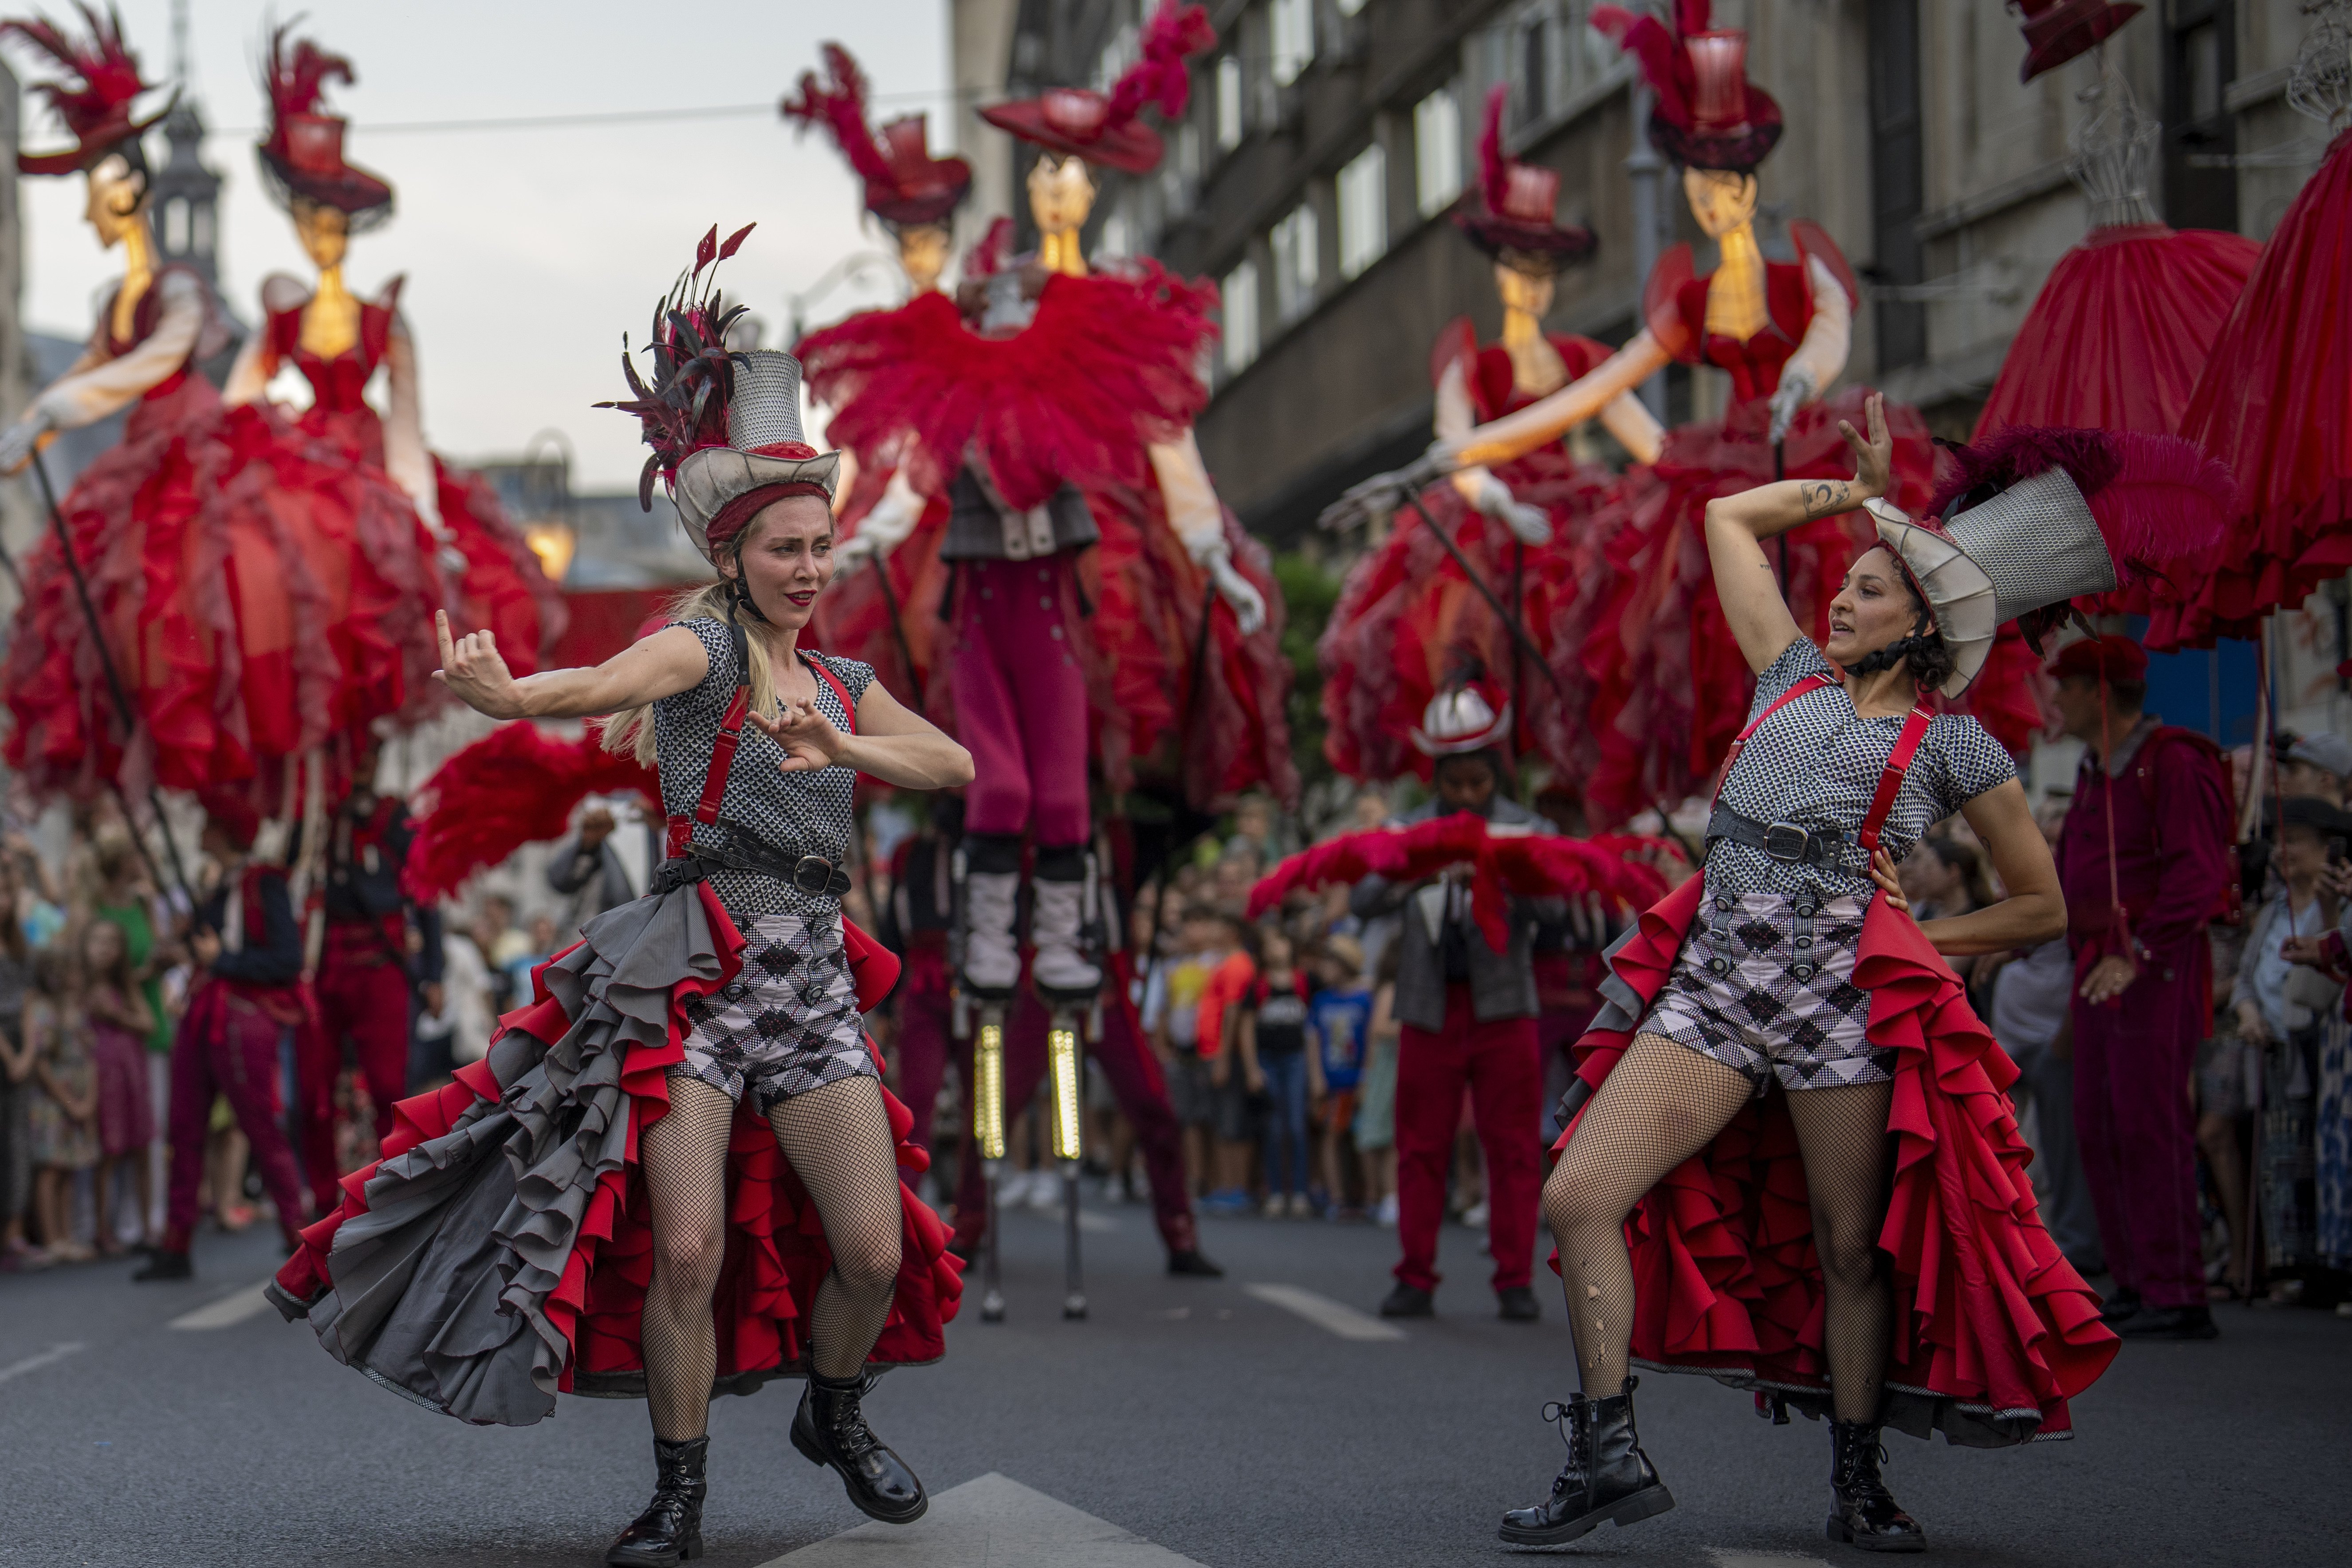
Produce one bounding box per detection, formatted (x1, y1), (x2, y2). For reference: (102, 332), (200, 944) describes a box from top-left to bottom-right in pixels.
(1840, 566), (1956, 693)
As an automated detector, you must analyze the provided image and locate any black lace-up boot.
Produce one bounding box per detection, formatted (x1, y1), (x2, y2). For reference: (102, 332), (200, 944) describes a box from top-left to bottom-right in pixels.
(605, 1435), (707, 1566)
(1827, 1420), (1927, 1552)
(1498, 1379), (1675, 1546)
(792, 1372), (928, 1523)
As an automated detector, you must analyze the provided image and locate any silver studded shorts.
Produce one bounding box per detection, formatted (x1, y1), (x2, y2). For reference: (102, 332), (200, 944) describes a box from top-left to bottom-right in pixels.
(1642, 891), (1892, 1095)
(673, 908), (874, 1115)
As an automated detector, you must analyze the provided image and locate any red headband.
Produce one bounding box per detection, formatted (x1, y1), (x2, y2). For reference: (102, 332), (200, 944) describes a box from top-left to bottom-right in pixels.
(707, 481), (831, 551)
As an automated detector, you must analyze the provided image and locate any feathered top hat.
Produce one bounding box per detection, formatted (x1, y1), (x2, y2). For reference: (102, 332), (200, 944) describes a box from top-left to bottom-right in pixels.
(598, 225), (841, 566)
(1864, 427), (2233, 696)
(979, 0), (1212, 176)
(1411, 680), (1515, 759)
(2, 4), (170, 176)
(256, 24), (394, 227)
(2011, 0), (2144, 84)
(783, 43), (972, 228)
(1591, 1), (1784, 173)
(1455, 84), (1597, 269)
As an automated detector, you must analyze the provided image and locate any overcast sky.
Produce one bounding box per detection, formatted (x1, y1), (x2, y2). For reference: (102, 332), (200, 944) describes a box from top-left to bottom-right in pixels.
(12, 0), (952, 491)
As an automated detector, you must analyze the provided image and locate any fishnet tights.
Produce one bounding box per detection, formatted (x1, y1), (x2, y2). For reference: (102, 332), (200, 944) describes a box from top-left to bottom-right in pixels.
(639, 1075), (905, 1439)
(1544, 1033), (1897, 1422)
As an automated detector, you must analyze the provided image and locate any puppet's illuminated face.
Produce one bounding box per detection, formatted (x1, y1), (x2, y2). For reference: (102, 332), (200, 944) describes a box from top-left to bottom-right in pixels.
(1681, 166), (1758, 239)
(1027, 153), (1097, 236)
(896, 223), (950, 293)
(1493, 260), (1555, 318)
(292, 200), (351, 270)
(83, 152), (146, 248)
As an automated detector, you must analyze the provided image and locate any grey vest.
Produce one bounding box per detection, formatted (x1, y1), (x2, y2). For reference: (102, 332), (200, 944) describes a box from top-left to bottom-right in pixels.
(940, 466), (1100, 562)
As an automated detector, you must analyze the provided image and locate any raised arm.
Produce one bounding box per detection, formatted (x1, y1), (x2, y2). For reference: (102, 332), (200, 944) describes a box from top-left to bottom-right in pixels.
(1446, 330), (1674, 470)
(1702, 393), (1891, 674)
(435, 613), (711, 720)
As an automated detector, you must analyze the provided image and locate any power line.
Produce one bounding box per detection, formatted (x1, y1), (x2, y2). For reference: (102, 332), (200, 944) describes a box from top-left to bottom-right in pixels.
(203, 85), (983, 140)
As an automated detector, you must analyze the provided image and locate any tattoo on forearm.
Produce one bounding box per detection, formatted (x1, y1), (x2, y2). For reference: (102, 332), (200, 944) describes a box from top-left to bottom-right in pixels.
(1799, 479), (1851, 519)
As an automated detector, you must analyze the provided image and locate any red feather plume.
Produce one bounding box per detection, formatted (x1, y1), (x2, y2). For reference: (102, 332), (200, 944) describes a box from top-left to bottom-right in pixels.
(1247, 816), (1670, 953)
(261, 23), (352, 123)
(3, 3), (149, 137)
(782, 44), (895, 189)
(1928, 424), (2236, 586)
(1475, 84), (1510, 213)
(1106, 0), (1214, 130)
(402, 723), (660, 904)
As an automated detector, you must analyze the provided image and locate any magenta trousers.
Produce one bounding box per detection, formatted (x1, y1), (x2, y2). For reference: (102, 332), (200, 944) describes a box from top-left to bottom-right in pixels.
(2072, 939), (2206, 1307)
(952, 555), (1091, 847)
(163, 986), (309, 1252)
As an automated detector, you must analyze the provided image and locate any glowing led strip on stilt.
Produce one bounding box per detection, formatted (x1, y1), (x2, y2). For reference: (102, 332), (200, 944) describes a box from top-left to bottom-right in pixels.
(973, 1017), (1007, 1162)
(1048, 1023), (1084, 1163)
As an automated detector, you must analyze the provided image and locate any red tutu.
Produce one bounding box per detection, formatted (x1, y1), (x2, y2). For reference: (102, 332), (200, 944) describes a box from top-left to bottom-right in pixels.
(803, 273), (1294, 806)
(1559, 879), (2118, 1444)
(2163, 130), (2352, 648)
(1320, 323), (1619, 785)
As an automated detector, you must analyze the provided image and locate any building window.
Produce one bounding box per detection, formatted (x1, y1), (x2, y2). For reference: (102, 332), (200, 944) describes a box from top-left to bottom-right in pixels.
(1270, 0), (1314, 87)
(1216, 54), (1244, 149)
(1415, 88), (1463, 217)
(1223, 259), (1261, 374)
(1271, 204), (1319, 323)
(1337, 143), (1387, 279)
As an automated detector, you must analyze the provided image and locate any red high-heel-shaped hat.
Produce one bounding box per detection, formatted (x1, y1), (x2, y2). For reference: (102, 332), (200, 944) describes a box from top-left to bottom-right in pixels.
(2, 3), (170, 176)
(255, 23), (394, 228)
(979, 0), (1212, 174)
(1590, 0), (1783, 173)
(1456, 84), (1597, 269)
(783, 43), (972, 228)
(2011, 0), (2144, 83)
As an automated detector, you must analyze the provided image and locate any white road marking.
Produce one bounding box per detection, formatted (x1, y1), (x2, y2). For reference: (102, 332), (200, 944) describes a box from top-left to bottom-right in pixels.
(166, 1280), (275, 1331)
(759, 1471), (1208, 1566)
(0, 1341), (87, 1386)
(1242, 1282), (1408, 1341)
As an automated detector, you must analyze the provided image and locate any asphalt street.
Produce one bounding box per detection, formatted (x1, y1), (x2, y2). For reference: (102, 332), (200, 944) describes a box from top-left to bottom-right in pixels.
(2, 1195), (2346, 1568)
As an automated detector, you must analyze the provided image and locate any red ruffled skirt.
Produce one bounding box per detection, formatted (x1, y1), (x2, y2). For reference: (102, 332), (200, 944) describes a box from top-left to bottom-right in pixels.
(2163, 130), (2352, 648)
(1558, 878), (2118, 1444)
(271, 883), (962, 1424)
(1319, 449), (1614, 786)
(2, 379), (434, 801)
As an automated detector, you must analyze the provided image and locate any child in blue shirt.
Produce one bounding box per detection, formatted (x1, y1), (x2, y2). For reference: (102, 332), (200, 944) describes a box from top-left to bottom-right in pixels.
(1307, 935), (1373, 1218)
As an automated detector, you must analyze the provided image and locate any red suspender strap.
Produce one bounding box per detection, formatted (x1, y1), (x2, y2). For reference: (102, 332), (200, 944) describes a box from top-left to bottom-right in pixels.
(665, 635), (860, 860)
(804, 656), (859, 737)
(1856, 707), (1935, 853)
(1711, 673), (1836, 806)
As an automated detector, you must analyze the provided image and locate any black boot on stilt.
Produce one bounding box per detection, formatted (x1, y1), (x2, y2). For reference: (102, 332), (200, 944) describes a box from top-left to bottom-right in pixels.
(605, 1435), (707, 1566)
(793, 1372), (928, 1523)
(1497, 1379), (1674, 1546)
(1827, 1420), (1926, 1552)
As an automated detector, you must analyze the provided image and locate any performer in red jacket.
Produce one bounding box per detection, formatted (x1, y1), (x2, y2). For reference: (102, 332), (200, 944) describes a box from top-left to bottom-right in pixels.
(2047, 634), (2234, 1340)
(1501, 397), (2224, 1550)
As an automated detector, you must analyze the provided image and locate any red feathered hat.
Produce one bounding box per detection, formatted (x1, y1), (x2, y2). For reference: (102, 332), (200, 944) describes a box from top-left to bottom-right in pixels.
(2, 4), (169, 176)
(1863, 426), (2233, 695)
(1455, 84), (1597, 269)
(1590, 1), (1783, 173)
(2011, 0), (2144, 84)
(783, 43), (972, 228)
(980, 0), (1212, 175)
(256, 24), (394, 227)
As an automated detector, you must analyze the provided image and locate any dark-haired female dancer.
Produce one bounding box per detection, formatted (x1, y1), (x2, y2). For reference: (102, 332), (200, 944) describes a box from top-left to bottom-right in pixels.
(1503, 394), (2229, 1551)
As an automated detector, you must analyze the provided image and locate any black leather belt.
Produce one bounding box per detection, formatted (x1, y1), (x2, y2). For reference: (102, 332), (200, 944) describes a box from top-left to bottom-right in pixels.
(1705, 807), (1849, 868)
(652, 824), (852, 899)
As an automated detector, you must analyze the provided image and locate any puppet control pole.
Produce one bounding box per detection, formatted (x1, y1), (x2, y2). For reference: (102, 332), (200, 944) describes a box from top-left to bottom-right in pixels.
(31, 451), (197, 906)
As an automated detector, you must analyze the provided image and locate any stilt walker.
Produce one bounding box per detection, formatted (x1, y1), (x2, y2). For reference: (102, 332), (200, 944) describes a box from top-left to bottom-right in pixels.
(794, 12), (1267, 1306)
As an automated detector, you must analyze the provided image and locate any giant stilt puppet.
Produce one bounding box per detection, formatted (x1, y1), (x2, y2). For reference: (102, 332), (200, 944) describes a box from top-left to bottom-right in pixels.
(223, 24), (562, 674)
(0, 8), (439, 814)
(1319, 83), (1663, 790)
(794, 8), (1280, 1306)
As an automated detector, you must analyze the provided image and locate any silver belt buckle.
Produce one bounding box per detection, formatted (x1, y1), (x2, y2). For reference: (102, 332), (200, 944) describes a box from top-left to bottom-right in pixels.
(793, 855), (836, 896)
(1761, 821), (1813, 864)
